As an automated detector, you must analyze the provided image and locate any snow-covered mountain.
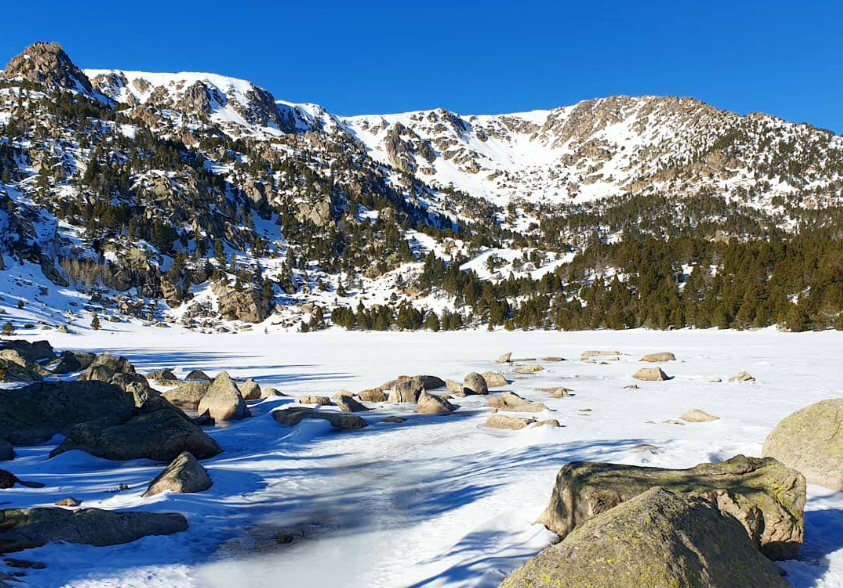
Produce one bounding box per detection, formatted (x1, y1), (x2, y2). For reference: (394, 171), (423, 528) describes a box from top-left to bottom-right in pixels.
(2, 41), (843, 335)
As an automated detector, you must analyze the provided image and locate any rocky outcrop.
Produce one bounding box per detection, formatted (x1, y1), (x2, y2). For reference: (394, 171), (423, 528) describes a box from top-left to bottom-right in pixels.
(196, 372), (249, 421)
(501, 488), (792, 588)
(142, 451), (213, 497)
(3, 42), (94, 94)
(0, 507), (188, 554)
(0, 381), (137, 445)
(537, 455), (806, 560)
(416, 391), (456, 415)
(272, 408), (367, 430)
(217, 287), (271, 323)
(49, 404), (222, 462)
(763, 398), (843, 491)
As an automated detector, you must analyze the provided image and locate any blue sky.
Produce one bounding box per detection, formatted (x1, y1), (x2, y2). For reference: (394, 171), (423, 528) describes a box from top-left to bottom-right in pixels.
(2, 1), (842, 131)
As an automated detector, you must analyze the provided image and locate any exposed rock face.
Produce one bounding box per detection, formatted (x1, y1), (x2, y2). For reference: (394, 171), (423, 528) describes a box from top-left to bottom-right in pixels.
(335, 395), (369, 413)
(163, 381), (211, 410)
(416, 391), (456, 415)
(763, 398), (843, 491)
(217, 288), (271, 323)
(681, 408), (720, 422)
(640, 351), (676, 362)
(501, 488), (792, 588)
(463, 372), (489, 395)
(485, 414), (535, 430)
(142, 451), (213, 497)
(0, 381), (136, 445)
(50, 404), (222, 462)
(632, 367), (669, 381)
(537, 455), (806, 560)
(238, 378), (261, 400)
(0, 507), (188, 554)
(388, 378), (424, 403)
(272, 408), (367, 430)
(196, 372), (249, 421)
(3, 42), (94, 94)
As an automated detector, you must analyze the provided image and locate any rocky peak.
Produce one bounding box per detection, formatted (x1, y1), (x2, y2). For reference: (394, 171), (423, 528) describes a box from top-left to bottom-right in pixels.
(2, 42), (93, 95)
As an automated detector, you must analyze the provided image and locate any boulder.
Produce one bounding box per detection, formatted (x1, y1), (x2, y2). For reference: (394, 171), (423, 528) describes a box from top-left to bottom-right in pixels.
(730, 371), (756, 383)
(332, 390), (355, 401)
(217, 288), (271, 323)
(50, 351), (94, 374)
(358, 389), (387, 403)
(641, 351), (676, 362)
(239, 378), (261, 400)
(537, 454), (806, 560)
(580, 350), (619, 361)
(445, 379), (463, 394)
(163, 381), (211, 410)
(763, 398), (843, 492)
(541, 356), (566, 362)
(55, 497), (81, 507)
(488, 392), (548, 413)
(196, 372), (250, 421)
(0, 381), (137, 445)
(79, 352), (135, 378)
(513, 364), (544, 374)
(485, 414), (536, 430)
(142, 451), (213, 497)
(496, 352), (512, 363)
(50, 405), (222, 462)
(501, 487), (792, 588)
(632, 367), (669, 381)
(388, 378), (424, 403)
(0, 471), (43, 489)
(463, 372), (489, 395)
(272, 408), (366, 430)
(681, 408), (720, 422)
(0, 441), (12, 462)
(336, 395), (369, 413)
(535, 419), (560, 428)
(0, 358), (43, 383)
(261, 387), (284, 399)
(185, 370), (211, 381)
(298, 395), (332, 406)
(537, 386), (572, 398)
(0, 507), (188, 554)
(416, 391), (456, 415)
(382, 416), (406, 424)
(146, 369), (178, 382)
(480, 372), (508, 388)
(0, 340), (55, 363)
(0, 350), (52, 377)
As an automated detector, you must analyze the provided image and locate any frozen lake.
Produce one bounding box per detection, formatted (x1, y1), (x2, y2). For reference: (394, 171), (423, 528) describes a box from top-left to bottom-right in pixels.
(4, 328), (843, 588)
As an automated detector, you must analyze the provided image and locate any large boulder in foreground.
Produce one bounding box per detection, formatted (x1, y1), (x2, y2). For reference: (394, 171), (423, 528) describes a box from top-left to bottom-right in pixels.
(501, 487), (791, 588)
(763, 398), (843, 492)
(196, 372), (249, 421)
(0, 340), (55, 364)
(0, 507), (188, 554)
(272, 407), (367, 430)
(50, 405), (222, 462)
(462, 372), (489, 395)
(388, 378), (424, 403)
(142, 451), (212, 497)
(537, 455), (805, 560)
(0, 381), (137, 445)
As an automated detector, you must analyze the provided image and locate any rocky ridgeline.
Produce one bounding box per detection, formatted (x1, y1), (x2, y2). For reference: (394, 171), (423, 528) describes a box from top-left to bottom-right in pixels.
(1, 341), (841, 587)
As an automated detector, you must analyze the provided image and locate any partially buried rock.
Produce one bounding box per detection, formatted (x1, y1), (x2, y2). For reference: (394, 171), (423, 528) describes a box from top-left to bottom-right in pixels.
(146, 369), (178, 382)
(142, 451), (212, 497)
(462, 372), (489, 396)
(196, 372), (250, 421)
(272, 407), (366, 430)
(580, 350), (619, 361)
(537, 386), (572, 398)
(681, 409), (720, 422)
(445, 379), (463, 394)
(261, 387), (284, 399)
(485, 414), (535, 430)
(298, 395), (331, 406)
(416, 391), (456, 415)
(332, 390), (355, 401)
(763, 398), (843, 492)
(632, 367), (669, 381)
(640, 352), (676, 362)
(541, 356), (565, 362)
(55, 497), (80, 507)
(513, 364), (544, 374)
(184, 369), (211, 382)
(501, 487), (792, 588)
(496, 352), (512, 363)
(336, 395), (369, 413)
(382, 416), (406, 424)
(729, 371), (756, 383)
(0, 507), (188, 553)
(358, 389), (387, 403)
(238, 378), (261, 400)
(480, 372), (508, 388)
(537, 454), (806, 560)
(488, 392), (548, 413)
(49, 404), (222, 462)
(163, 381), (211, 410)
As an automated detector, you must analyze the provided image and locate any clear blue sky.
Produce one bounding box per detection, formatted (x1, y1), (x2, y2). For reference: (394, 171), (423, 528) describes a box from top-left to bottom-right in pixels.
(2, 1), (842, 132)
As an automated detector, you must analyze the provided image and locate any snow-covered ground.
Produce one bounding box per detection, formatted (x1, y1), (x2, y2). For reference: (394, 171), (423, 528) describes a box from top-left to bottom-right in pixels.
(2, 328), (843, 588)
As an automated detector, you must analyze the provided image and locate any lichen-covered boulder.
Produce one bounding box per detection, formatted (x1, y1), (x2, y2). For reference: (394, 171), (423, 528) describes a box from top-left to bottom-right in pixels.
(763, 398), (843, 492)
(196, 372), (249, 421)
(0, 507), (188, 554)
(537, 455), (805, 560)
(502, 488), (791, 588)
(142, 451), (212, 497)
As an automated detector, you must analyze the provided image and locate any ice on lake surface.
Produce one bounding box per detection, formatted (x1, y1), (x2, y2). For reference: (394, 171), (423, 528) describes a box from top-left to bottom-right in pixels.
(4, 328), (843, 588)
